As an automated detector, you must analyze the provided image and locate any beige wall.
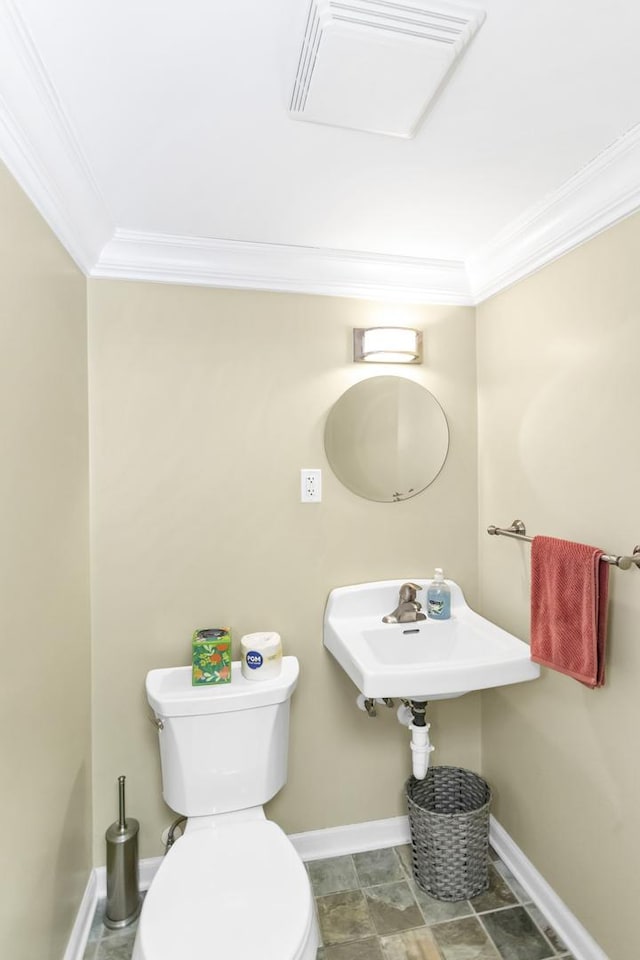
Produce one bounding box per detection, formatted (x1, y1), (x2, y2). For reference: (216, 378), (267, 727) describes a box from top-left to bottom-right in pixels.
(0, 163), (91, 960)
(4, 144), (638, 957)
(87, 280), (480, 861)
(477, 211), (640, 959)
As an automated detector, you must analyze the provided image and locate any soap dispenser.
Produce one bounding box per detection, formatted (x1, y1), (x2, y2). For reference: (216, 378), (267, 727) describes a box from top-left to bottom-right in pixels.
(427, 568), (451, 620)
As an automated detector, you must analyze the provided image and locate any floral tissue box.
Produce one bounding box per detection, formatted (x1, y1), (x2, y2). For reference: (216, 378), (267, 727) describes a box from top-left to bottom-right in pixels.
(192, 628), (232, 685)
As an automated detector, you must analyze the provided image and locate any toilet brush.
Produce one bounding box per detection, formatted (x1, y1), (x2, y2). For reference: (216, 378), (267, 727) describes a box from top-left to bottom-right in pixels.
(104, 775), (141, 929)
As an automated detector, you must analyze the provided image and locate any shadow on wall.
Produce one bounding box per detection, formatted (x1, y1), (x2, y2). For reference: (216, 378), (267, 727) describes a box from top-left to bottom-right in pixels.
(47, 761), (91, 960)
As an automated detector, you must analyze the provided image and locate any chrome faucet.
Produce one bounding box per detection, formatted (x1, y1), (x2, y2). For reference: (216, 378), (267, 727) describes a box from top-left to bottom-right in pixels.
(382, 582), (426, 623)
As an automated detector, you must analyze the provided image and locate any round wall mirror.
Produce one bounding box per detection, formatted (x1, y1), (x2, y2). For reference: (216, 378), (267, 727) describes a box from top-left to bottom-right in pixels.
(324, 376), (449, 502)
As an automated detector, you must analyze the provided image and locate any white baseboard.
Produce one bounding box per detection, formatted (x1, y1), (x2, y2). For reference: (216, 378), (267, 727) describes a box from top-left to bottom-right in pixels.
(93, 815), (411, 900)
(138, 856), (163, 891)
(66, 814), (606, 960)
(489, 816), (608, 960)
(62, 869), (98, 960)
(289, 815), (411, 862)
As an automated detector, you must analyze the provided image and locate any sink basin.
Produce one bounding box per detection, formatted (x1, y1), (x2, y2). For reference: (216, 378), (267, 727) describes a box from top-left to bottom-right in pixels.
(323, 579), (540, 699)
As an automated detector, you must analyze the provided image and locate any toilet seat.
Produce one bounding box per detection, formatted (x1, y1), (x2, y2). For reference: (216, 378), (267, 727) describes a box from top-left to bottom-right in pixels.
(133, 819), (318, 960)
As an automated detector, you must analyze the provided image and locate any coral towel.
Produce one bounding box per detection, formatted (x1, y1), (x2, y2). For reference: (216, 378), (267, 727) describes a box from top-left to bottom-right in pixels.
(530, 536), (609, 688)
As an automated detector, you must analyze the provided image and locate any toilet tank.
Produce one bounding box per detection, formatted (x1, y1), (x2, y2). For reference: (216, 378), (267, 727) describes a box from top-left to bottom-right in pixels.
(146, 657), (299, 817)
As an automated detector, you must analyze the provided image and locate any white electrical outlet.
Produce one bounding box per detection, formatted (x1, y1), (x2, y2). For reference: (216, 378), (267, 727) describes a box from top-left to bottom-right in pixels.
(301, 468), (322, 502)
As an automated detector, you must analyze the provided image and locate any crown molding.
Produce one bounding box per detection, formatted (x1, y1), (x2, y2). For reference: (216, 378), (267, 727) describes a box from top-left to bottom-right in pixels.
(0, 0), (113, 272)
(1, 1), (640, 304)
(467, 122), (640, 302)
(61, 121), (640, 304)
(91, 229), (474, 305)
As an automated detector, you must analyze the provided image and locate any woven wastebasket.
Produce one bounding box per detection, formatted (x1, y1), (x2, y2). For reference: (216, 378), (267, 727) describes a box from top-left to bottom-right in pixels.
(405, 766), (491, 901)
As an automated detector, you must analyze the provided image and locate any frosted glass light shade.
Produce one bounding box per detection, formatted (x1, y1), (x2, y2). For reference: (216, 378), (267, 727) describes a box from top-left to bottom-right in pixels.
(353, 327), (423, 364)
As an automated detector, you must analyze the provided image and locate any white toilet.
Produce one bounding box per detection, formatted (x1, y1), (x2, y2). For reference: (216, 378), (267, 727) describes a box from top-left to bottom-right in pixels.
(133, 656), (319, 960)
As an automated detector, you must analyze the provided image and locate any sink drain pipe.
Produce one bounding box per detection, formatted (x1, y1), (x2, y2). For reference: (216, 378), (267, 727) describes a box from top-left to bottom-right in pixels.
(397, 699), (434, 780)
(356, 694), (434, 779)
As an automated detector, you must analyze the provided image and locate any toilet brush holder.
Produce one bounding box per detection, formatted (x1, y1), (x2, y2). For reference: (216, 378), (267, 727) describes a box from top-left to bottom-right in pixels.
(104, 775), (141, 929)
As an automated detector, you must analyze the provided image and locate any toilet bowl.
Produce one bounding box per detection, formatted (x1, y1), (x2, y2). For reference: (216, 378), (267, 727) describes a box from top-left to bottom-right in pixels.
(135, 658), (319, 960)
(133, 817), (317, 960)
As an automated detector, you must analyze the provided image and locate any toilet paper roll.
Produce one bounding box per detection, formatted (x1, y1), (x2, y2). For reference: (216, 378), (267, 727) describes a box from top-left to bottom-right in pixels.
(240, 632), (283, 681)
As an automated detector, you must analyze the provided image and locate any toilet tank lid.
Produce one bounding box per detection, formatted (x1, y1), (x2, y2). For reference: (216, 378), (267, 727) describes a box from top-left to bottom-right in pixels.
(146, 656), (299, 717)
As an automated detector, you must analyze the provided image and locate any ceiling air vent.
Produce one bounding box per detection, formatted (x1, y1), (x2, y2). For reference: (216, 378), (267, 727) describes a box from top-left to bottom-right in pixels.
(289, 0), (485, 138)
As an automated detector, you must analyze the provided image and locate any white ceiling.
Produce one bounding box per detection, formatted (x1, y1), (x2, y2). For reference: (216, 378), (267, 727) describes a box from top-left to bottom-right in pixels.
(1, 0), (640, 303)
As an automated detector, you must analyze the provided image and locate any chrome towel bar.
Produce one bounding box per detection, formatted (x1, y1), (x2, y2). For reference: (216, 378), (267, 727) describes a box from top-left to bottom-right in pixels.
(487, 520), (640, 570)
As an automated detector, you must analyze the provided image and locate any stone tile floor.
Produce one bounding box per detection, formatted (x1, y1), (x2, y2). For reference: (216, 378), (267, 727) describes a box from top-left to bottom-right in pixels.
(82, 893), (144, 960)
(83, 846), (575, 960)
(312, 845), (575, 960)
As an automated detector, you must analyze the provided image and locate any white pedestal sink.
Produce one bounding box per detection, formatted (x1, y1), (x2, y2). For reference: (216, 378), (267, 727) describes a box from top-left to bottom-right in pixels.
(323, 579), (540, 699)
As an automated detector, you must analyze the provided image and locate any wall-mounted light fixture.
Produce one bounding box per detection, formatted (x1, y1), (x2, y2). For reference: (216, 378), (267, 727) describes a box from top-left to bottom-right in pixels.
(353, 327), (423, 364)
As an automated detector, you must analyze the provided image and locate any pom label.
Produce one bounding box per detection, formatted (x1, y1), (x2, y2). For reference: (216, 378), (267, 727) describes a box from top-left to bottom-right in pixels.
(245, 651), (263, 669)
